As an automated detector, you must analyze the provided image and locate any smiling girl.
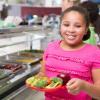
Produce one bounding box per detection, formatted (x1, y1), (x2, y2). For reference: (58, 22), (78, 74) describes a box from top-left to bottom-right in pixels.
(40, 6), (100, 100)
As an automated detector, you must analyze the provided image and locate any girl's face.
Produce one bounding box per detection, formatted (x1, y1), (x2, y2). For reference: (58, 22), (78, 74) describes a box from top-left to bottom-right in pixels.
(60, 11), (87, 46)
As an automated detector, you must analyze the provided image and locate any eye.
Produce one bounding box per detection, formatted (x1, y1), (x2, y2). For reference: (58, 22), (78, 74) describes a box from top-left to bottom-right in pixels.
(75, 25), (81, 28)
(63, 23), (69, 27)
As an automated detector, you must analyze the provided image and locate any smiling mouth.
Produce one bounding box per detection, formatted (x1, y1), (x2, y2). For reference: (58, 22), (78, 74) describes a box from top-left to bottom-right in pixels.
(67, 35), (76, 40)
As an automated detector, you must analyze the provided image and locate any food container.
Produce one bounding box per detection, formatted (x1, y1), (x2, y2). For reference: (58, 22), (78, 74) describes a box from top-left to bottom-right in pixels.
(1, 49), (43, 64)
(0, 61), (26, 75)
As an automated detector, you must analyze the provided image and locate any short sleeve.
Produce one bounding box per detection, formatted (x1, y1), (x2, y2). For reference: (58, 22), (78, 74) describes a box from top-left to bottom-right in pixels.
(92, 49), (100, 69)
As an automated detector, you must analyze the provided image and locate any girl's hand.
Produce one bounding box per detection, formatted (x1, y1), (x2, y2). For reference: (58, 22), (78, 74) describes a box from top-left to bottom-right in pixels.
(36, 71), (46, 77)
(66, 78), (86, 95)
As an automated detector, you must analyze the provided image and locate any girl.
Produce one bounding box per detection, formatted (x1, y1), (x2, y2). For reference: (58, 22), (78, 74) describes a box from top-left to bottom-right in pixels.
(40, 6), (100, 100)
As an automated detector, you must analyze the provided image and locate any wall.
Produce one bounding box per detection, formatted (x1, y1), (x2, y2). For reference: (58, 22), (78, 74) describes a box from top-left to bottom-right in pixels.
(21, 6), (61, 17)
(8, 4), (21, 16)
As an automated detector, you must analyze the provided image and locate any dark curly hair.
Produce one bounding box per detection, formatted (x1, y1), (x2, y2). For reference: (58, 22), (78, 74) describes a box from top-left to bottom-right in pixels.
(60, 6), (90, 41)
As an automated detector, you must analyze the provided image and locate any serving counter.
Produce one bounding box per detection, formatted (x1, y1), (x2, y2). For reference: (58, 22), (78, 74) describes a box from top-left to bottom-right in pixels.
(0, 25), (46, 99)
(0, 25), (60, 99)
(0, 49), (43, 99)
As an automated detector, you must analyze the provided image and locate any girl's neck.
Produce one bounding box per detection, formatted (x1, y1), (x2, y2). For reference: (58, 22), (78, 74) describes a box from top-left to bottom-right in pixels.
(60, 40), (85, 51)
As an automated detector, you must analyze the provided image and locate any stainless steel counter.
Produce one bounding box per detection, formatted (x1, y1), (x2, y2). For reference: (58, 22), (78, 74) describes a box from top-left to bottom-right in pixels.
(2, 85), (44, 100)
(0, 26), (60, 100)
(0, 25), (49, 99)
(0, 63), (41, 99)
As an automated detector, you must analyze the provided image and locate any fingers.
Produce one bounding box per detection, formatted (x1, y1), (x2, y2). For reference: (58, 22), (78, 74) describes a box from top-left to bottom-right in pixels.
(66, 78), (80, 95)
(67, 78), (76, 86)
(67, 89), (79, 95)
(67, 78), (78, 90)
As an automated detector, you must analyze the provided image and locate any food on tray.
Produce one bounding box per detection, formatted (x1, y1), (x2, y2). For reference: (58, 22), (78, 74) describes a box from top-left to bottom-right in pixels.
(35, 79), (50, 88)
(0, 64), (23, 73)
(16, 59), (34, 63)
(26, 76), (50, 87)
(46, 77), (63, 88)
(26, 76), (63, 89)
(57, 73), (70, 85)
(20, 52), (35, 57)
(19, 49), (43, 59)
(22, 49), (44, 53)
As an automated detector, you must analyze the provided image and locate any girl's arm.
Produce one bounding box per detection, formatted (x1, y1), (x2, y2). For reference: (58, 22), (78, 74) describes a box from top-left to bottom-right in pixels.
(83, 69), (100, 99)
(37, 60), (46, 77)
(67, 69), (100, 99)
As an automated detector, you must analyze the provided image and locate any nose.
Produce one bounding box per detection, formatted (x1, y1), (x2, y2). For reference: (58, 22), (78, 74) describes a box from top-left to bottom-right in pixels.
(68, 26), (75, 33)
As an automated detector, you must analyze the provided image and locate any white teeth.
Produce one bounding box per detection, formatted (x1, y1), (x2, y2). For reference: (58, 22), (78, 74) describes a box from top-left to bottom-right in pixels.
(67, 35), (75, 39)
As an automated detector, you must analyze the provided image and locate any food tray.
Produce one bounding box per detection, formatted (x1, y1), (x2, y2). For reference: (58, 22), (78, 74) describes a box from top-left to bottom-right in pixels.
(2, 49), (44, 64)
(11, 49), (43, 58)
(0, 61), (26, 75)
(26, 82), (62, 92)
(26, 76), (64, 92)
(20, 50), (43, 59)
(0, 55), (41, 65)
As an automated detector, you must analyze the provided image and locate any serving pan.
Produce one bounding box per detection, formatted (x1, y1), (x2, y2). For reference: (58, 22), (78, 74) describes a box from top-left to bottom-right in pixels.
(0, 61), (26, 75)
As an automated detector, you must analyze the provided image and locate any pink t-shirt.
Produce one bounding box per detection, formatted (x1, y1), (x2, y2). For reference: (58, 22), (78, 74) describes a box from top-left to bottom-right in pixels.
(43, 40), (100, 100)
